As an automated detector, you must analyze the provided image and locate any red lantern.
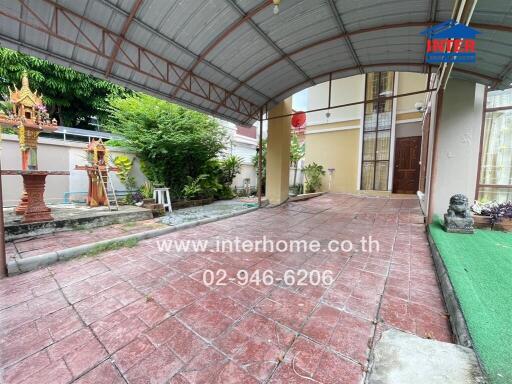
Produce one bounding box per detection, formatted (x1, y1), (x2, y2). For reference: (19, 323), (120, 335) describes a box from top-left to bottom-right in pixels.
(291, 111), (306, 128)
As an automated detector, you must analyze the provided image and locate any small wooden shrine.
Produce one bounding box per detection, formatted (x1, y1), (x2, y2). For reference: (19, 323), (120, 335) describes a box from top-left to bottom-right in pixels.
(1, 71), (58, 170)
(0, 72), (68, 223)
(75, 139), (119, 209)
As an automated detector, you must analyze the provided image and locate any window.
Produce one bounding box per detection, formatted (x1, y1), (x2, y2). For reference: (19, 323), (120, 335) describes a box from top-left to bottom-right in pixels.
(361, 72), (394, 190)
(476, 88), (512, 202)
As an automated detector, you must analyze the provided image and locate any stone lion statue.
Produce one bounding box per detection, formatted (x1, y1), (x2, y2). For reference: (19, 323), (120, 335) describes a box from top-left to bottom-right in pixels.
(444, 194), (474, 233)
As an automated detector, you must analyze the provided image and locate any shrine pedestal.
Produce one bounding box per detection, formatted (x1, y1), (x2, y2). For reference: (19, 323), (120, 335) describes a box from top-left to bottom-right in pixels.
(22, 173), (53, 223)
(1, 170), (70, 224)
(15, 191), (28, 215)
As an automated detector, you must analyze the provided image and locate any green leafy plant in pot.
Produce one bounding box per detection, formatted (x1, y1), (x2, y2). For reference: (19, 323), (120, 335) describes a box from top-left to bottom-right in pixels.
(303, 162), (325, 193)
(139, 181), (155, 205)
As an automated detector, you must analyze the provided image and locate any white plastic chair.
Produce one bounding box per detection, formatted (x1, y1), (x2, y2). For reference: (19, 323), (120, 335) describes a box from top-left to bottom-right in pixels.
(153, 187), (172, 212)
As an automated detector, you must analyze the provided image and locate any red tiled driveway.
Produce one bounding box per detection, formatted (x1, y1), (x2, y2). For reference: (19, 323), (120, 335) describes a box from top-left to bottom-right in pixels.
(0, 194), (452, 383)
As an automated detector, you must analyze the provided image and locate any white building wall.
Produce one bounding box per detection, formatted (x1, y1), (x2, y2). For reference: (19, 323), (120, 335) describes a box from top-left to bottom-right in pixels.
(1, 135), (147, 206)
(429, 79), (485, 216)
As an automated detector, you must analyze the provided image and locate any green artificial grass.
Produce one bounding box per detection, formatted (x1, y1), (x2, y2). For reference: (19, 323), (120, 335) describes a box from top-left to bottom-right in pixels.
(429, 219), (512, 384)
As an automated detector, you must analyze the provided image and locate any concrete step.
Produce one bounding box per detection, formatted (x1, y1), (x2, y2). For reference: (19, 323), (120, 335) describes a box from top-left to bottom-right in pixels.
(368, 329), (487, 384)
(4, 205), (153, 241)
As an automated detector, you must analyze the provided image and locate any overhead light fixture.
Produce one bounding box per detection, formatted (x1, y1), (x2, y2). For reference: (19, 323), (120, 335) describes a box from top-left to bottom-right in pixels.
(273, 0), (280, 15)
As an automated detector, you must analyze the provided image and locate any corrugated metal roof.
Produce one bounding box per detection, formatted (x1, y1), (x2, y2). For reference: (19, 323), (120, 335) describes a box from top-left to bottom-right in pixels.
(0, 0), (510, 125)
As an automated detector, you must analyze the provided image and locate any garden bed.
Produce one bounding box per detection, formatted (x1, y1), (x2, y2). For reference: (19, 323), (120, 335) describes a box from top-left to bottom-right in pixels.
(428, 218), (512, 384)
(473, 215), (512, 232)
(161, 200), (256, 226)
(172, 197), (215, 210)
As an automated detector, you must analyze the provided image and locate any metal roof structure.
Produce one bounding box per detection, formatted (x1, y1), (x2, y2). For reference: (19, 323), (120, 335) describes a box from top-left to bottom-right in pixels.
(0, 0), (511, 125)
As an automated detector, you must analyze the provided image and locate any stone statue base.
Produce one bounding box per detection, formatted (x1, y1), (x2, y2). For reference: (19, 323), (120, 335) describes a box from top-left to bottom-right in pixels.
(443, 214), (474, 234)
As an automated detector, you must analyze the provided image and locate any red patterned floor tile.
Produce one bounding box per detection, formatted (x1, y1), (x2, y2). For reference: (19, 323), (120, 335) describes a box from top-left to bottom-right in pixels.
(0, 322), (53, 368)
(165, 321), (209, 363)
(47, 328), (107, 377)
(178, 347), (227, 384)
(112, 336), (155, 373)
(124, 346), (182, 384)
(92, 311), (148, 354)
(177, 303), (233, 340)
(152, 286), (196, 313)
(73, 360), (125, 384)
(0, 195), (452, 383)
(121, 298), (169, 327)
(329, 311), (373, 364)
(15, 359), (72, 384)
(35, 306), (83, 342)
(2, 350), (51, 384)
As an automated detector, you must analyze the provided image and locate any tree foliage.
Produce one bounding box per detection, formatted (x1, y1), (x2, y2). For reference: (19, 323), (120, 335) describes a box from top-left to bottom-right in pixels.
(252, 139), (267, 179)
(0, 48), (128, 128)
(252, 134), (305, 190)
(290, 133), (305, 187)
(105, 93), (227, 198)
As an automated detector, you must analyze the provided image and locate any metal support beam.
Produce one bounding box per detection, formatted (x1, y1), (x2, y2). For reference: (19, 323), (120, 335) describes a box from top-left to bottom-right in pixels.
(105, 0), (143, 77)
(269, 62), (497, 114)
(1, 0), (261, 121)
(98, 0), (271, 103)
(327, 0), (364, 74)
(264, 88), (434, 121)
(436, 0), (478, 91)
(328, 73), (332, 109)
(422, 0), (439, 72)
(239, 57), (498, 124)
(493, 60), (512, 89)
(3, 1), (508, 124)
(257, 108), (264, 207)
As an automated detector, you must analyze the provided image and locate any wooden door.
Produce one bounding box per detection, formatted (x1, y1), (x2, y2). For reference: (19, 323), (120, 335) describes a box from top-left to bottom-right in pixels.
(393, 136), (422, 194)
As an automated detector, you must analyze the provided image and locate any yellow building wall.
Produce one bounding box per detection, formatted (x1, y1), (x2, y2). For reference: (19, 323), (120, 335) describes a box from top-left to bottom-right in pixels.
(396, 72), (428, 113)
(304, 127), (360, 193)
(396, 111), (423, 122)
(307, 75), (364, 125)
(303, 72), (428, 195)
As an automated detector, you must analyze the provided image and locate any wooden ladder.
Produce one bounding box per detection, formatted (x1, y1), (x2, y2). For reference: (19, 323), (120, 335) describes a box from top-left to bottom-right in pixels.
(97, 165), (119, 211)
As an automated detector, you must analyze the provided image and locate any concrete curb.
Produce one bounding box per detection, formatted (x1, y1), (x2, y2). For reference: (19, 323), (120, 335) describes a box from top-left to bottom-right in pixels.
(426, 228), (472, 347)
(8, 206), (259, 275)
(427, 227), (489, 382)
(289, 192), (325, 202)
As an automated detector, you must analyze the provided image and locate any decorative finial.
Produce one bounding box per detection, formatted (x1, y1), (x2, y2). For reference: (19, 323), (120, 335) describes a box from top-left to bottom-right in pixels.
(21, 70), (29, 89)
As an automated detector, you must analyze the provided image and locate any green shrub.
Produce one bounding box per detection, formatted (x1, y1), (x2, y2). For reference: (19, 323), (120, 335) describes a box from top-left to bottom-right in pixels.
(303, 163), (325, 193)
(182, 174), (221, 200)
(106, 94), (226, 198)
(220, 155), (243, 185)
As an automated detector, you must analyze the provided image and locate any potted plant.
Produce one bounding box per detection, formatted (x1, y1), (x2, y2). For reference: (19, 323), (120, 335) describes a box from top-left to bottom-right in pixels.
(140, 181), (155, 206)
(303, 162), (326, 193)
(472, 200), (512, 231)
